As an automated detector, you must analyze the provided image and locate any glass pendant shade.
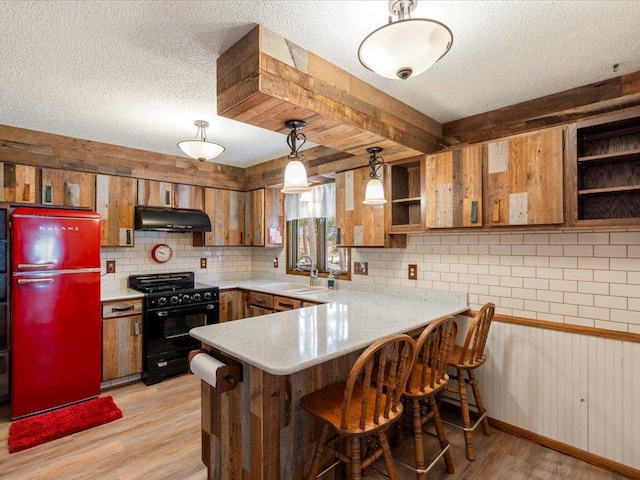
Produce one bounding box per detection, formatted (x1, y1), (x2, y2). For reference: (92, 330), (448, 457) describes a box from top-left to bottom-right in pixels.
(177, 139), (225, 161)
(359, 18), (452, 80)
(281, 159), (311, 194)
(363, 178), (387, 204)
(177, 120), (225, 162)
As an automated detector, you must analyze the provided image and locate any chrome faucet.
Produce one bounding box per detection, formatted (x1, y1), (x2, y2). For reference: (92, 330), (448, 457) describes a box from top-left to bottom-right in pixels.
(298, 255), (318, 286)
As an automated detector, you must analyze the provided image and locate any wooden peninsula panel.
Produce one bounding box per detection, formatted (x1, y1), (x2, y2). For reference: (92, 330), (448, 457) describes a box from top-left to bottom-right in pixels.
(217, 25), (442, 165)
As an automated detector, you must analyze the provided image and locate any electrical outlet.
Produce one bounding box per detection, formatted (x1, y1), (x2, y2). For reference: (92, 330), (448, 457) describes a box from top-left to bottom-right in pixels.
(200, 258), (207, 269)
(408, 264), (418, 280)
(354, 261), (368, 275)
(273, 257), (279, 268)
(106, 260), (116, 274)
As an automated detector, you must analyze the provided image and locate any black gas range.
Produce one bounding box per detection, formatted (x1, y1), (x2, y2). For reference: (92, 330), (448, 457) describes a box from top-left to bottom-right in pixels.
(128, 272), (219, 385)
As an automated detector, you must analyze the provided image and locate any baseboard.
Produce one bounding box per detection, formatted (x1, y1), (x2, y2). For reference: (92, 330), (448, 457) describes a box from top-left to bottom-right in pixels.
(488, 417), (640, 479)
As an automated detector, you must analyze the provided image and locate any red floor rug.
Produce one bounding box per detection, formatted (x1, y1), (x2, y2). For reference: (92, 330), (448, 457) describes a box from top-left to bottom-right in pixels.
(8, 396), (123, 453)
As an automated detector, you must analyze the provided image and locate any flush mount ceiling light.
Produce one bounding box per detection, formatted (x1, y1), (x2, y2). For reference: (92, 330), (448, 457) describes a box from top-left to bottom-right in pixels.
(358, 0), (453, 80)
(281, 119), (312, 194)
(363, 147), (387, 205)
(177, 120), (225, 162)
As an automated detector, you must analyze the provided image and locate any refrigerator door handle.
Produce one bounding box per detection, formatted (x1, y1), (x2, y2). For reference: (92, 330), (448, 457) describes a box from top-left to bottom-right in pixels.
(17, 278), (54, 285)
(17, 263), (55, 269)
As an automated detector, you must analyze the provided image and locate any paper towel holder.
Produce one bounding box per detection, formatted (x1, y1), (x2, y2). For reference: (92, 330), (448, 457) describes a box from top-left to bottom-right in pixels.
(188, 349), (242, 393)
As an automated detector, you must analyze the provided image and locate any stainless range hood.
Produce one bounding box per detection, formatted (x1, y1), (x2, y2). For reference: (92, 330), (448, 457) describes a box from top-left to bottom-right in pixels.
(135, 206), (211, 232)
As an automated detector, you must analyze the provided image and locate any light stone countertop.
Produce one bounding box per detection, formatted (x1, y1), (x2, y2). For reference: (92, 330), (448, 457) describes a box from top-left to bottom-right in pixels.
(190, 281), (468, 376)
(101, 286), (145, 302)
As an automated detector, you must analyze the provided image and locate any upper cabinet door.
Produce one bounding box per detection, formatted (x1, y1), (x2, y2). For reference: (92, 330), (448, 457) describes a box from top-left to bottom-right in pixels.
(196, 188), (245, 246)
(173, 184), (203, 210)
(0, 163), (36, 204)
(426, 146), (483, 229)
(264, 187), (284, 247)
(41, 168), (96, 209)
(96, 175), (136, 247)
(486, 127), (564, 226)
(244, 189), (265, 246)
(336, 167), (387, 247)
(137, 180), (173, 207)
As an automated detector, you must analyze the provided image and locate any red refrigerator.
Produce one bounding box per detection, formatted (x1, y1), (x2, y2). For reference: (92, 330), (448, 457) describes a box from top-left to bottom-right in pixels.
(11, 207), (101, 419)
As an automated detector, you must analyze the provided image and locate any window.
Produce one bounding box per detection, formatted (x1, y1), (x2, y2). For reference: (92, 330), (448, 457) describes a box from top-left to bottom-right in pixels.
(286, 184), (350, 277)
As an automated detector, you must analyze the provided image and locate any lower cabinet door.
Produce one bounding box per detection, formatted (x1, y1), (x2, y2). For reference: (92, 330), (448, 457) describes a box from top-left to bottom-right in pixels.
(102, 315), (143, 381)
(249, 306), (273, 317)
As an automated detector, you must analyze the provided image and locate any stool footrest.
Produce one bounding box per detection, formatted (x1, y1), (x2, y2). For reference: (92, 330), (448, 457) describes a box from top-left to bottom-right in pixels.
(393, 442), (451, 475)
(441, 410), (487, 432)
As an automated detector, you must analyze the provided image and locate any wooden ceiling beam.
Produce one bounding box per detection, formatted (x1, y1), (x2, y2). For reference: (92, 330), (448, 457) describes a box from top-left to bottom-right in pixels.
(217, 25), (443, 163)
(443, 71), (640, 145)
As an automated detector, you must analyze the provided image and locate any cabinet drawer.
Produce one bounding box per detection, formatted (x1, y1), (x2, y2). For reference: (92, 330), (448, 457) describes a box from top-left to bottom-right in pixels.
(102, 299), (143, 319)
(274, 296), (302, 311)
(302, 301), (320, 308)
(248, 291), (273, 309)
(249, 305), (273, 317)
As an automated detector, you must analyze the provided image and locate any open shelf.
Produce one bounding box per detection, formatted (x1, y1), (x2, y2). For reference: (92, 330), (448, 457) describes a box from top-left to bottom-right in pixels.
(389, 159), (424, 232)
(577, 113), (640, 221)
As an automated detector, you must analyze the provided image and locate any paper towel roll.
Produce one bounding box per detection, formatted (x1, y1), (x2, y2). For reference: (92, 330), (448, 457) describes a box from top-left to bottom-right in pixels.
(190, 353), (226, 388)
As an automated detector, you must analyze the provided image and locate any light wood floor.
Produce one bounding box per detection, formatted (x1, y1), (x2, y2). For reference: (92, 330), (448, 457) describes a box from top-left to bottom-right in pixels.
(0, 374), (628, 480)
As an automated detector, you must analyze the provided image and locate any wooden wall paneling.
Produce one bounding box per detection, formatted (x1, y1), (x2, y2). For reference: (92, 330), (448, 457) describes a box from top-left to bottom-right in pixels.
(264, 187), (284, 247)
(174, 184), (204, 210)
(96, 174), (136, 247)
(622, 340), (640, 468)
(137, 179), (173, 207)
(0, 124), (245, 191)
(244, 189), (265, 246)
(40, 168), (96, 209)
(0, 163), (36, 203)
(486, 128), (564, 226)
(443, 71), (640, 145)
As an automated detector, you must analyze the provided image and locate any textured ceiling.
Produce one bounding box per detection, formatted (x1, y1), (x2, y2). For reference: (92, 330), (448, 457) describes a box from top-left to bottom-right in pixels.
(1, 1), (639, 168)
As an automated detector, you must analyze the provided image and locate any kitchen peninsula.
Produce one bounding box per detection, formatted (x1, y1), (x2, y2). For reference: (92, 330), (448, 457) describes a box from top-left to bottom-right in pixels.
(190, 282), (467, 479)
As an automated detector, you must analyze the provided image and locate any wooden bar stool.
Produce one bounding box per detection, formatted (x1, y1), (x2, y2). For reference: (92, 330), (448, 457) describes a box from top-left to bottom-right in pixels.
(444, 303), (495, 461)
(301, 334), (416, 480)
(399, 316), (458, 480)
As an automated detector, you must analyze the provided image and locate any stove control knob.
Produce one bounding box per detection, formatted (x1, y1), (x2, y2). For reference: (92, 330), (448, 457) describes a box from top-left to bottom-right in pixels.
(182, 294), (192, 304)
(170, 295), (179, 305)
(158, 297), (168, 306)
(203, 291), (212, 300)
(193, 293), (202, 302)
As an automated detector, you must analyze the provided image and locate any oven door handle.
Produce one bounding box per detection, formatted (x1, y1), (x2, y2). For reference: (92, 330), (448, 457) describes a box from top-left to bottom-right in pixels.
(206, 304), (216, 310)
(157, 311), (169, 317)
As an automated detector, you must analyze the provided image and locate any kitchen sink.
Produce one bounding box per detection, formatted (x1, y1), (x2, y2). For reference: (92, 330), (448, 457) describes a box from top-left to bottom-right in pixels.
(262, 283), (328, 295)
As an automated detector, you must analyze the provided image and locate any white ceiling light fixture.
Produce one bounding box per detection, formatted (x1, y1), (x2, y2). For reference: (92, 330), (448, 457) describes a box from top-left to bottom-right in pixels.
(358, 0), (453, 80)
(281, 120), (312, 194)
(363, 147), (387, 205)
(177, 120), (225, 162)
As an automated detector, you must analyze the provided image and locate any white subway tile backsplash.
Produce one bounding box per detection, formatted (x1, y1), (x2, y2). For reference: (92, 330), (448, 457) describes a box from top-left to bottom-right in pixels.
(595, 295), (627, 309)
(564, 269), (594, 282)
(525, 278), (550, 290)
(611, 257), (640, 271)
(563, 245), (593, 257)
(550, 233), (578, 244)
(578, 232), (609, 244)
(578, 281), (609, 295)
(594, 320), (627, 332)
(525, 299), (550, 313)
(564, 292), (594, 306)
(536, 267), (564, 279)
(610, 232), (640, 245)
(578, 305), (610, 321)
(549, 257), (578, 269)
(537, 245), (564, 256)
(524, 233), (549, 244)
(511, 245), (537, 256)
(537, 290), (563, 303)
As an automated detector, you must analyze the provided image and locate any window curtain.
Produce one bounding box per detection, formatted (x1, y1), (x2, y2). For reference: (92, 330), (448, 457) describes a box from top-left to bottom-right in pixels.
(284, 183), (336, 220)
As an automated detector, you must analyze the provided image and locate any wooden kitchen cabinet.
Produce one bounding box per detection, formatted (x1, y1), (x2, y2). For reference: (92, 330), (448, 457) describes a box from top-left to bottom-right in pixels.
(336, 166), (387, 246)
(244, 189), (265, 246)
(571, 110), (640, 224)
(101, 299), (143, 382)
(249, 305), (272, 317)
(426, 145), (483, 228)
(195, 188), (245, 246)
(41, 168), (96, 209)
(137, 179), (174, 207)
(0, 163), (37, 203)
(486, 127), (564, 226)
(138, 180), (203, 209)
(264, 187), (284, 247)
(388, 156), (426, 233)
(96, 174), (136, 247)
(219, 289), (246, 322)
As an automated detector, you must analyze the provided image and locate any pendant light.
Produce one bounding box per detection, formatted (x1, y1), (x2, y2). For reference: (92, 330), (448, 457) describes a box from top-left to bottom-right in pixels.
(358, 0), (453, 80)
(177, 120), (225, 162)
(281, 120), (311, 194)
(363, 147), (387, 205)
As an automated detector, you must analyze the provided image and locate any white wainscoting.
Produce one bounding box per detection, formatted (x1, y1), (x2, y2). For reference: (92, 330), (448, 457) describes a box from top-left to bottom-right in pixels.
(456, 316), (640, 470)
